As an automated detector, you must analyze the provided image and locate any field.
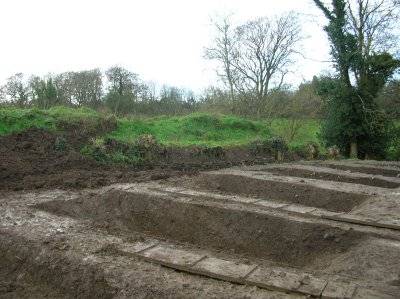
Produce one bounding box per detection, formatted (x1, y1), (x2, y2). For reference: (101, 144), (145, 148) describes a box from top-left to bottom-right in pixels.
(1, 107), (400, 298)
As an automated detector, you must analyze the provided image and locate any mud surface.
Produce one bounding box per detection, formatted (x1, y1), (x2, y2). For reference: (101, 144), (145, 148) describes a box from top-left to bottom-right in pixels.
(35, 190), (364, 269)
(266, 167), (400, 189)
(175, 173), (368, 213)
(2, 127), (400, 298)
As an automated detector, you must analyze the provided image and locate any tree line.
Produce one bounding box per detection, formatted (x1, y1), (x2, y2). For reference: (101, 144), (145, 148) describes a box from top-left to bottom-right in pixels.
(0, 0), (399, 158)
(0, 66), (200, 116)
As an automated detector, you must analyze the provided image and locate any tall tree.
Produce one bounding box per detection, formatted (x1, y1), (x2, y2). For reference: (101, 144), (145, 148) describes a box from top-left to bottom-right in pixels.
(205, 13), (302, 118)
(3, 73), (30, 107)
(205, 16), (237, 102)
(54, 72), (75, 106)
(71, 69), (103, 108)
(104, 66), (143, 115)
(30, 76), (58, 109)
(313, 0), (400, 158)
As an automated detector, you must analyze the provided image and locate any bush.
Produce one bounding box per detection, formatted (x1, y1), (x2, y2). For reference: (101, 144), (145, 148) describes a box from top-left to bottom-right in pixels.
(386, 125), (400, 160)
(291, 144), (309, 159)
(307, 142), (319, 159)
(81, 134), (164, 166)
(327, 145), (340, 160)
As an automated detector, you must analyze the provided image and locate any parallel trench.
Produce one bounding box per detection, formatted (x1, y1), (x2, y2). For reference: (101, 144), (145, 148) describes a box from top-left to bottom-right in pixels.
(317, 164), (400, 178)
(263, 167), (400, 189)
(177, 173), (368, 213)
(35, 190), (365, 270)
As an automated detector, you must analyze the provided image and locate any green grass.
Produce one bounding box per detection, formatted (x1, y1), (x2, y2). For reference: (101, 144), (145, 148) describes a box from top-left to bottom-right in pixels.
(108, 113), (271, 147)
(0, 107), (323, 150)
(0, 106), (101, 135)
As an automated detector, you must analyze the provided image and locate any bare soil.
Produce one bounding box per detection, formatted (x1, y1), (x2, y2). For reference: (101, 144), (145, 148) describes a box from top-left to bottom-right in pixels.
(173, 173), (368, 213)
(266, 167), (400, 189)
(0, 128), (181, 191)
(319, 163), (400, 178)
(1, 128), (400, 298)
(0, 128), (275, 192)
(34, 190), (364, 269)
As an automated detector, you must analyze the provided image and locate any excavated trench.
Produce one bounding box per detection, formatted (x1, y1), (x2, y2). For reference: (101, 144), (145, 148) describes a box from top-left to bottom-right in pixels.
(35, 190), (365, 270)
(264, 167), (400, 189)
(318, 164), (400, 178)
(177, 173), (368, 213)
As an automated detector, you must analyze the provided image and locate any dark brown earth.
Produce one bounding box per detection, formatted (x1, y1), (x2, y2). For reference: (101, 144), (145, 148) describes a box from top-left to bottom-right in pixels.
(2, 128), (400, 298)
(0, 128), (276, 192)
(173, 173), (368, 213)
(266, 167), (400, 188)
(0, 128), (198, 191)
(0, 231), (114, 299)
(34, 190), (364, 269)
(319, 163), (400, 178)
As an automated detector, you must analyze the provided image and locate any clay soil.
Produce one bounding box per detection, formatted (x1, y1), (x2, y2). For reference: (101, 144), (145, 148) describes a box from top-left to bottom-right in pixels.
(266, 167), (400, 189)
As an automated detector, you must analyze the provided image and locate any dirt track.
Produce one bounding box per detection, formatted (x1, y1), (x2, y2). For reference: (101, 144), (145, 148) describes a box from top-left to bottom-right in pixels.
(1, 130), (400, 298)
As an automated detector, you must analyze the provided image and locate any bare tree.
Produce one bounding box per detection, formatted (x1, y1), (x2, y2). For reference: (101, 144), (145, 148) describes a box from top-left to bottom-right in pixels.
(205, 13), (302, 118)
(233, 14), (302, 116)
(204, 15), (238, 102)
(346, 0), (400, 85)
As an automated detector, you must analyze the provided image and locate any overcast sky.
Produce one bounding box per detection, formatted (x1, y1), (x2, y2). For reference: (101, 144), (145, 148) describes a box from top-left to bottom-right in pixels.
(0, 0), (332, 91)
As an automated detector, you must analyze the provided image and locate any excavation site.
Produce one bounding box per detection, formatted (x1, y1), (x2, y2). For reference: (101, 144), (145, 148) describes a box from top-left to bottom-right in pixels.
(2, 0), (400, 298)
(2, 160), (400, 298)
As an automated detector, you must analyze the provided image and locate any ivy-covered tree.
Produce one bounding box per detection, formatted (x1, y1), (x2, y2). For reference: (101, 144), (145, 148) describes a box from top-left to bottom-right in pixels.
(313, 0), (400, 158)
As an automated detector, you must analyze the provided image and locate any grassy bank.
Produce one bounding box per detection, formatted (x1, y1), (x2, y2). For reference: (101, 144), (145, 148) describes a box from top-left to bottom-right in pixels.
(0, 106), (320, 149)
(0, 106), (101, 135)
(108, 114), (272, 147)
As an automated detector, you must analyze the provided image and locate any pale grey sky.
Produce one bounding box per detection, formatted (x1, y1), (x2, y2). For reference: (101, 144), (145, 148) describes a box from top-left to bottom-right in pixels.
(0, 0), (331, 91)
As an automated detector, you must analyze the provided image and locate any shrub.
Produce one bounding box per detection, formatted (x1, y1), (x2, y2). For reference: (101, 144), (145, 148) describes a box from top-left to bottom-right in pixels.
(81, 134), (164, 166)
(291, 144), (309, 159)
(327, 145), (340, 160)
(386, 125), (400, 161)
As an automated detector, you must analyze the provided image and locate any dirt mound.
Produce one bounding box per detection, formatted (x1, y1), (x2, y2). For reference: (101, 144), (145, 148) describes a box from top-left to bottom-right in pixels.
(0, 127), (279, 191)
(0, 128), (187, 191)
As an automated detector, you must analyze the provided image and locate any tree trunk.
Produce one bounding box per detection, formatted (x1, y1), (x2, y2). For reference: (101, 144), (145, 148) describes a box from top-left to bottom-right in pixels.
(350, 142), (358, 159)
(276, 151), (283, 162)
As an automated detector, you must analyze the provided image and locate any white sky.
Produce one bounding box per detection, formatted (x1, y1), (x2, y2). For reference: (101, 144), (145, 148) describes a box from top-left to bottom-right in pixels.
(0, 0), (332, 92)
